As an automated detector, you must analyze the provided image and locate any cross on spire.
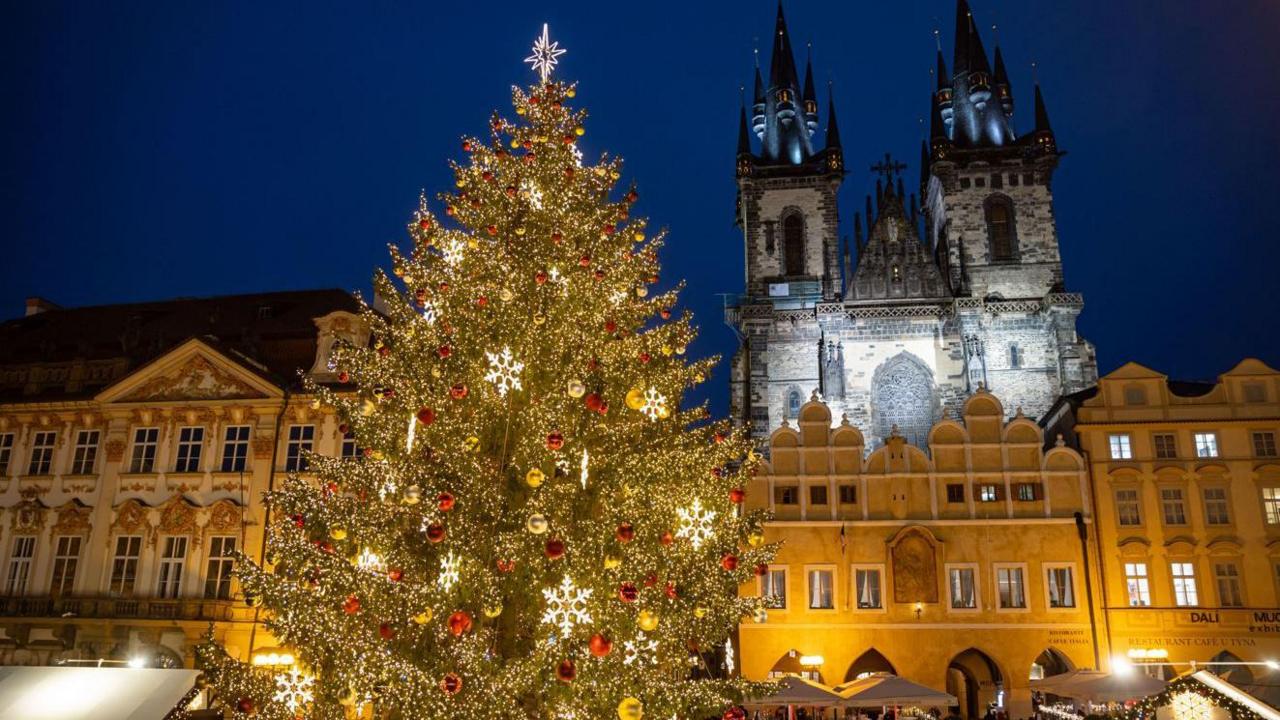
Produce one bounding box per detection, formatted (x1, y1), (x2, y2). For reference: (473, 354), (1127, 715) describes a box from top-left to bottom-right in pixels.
(870, 153), (907, 181)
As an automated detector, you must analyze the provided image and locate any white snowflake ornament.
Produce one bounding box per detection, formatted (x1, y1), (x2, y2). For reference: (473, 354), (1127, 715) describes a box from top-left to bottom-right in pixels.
(675, 498), (716, 549)
(623, 632), (658, 666)
(438, 550), (461, 592)
(484, 347), (524, 396)
(542, 575), (592, 637)
(640, 386), (667, 421)
(273, 666), (315, 712)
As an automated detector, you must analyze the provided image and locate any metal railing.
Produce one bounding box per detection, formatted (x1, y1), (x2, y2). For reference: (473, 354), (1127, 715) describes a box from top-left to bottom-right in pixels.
(0, 595), (237, 622)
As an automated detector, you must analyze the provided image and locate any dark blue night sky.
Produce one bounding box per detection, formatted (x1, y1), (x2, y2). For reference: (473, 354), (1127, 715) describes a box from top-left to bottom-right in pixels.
(5, 1), (1278, 416)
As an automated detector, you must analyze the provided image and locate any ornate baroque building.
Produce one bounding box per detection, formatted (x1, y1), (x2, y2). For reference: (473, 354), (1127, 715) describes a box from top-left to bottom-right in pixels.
(0, 290), (365, 667)
(728, 1), (1098, 448)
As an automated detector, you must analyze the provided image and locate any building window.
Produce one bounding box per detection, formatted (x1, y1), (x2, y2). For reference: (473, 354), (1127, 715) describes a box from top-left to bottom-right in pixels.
(1109, 434), (1133, 460)
(996, 565), (1027, 609)
(854, 567), (883, 609)
(977, 484), (1000, 502)
(0, 433), (13, 475)
(1124, 386), (1148, 405)
(775, 486), (798, 505)
(174, 426), (204, 473)
(1161, 488), (1187, 526)
(1194, 432), (1219, 459)
(838, 485), (857, 504)
(1009, 344), (1021, 369)
(782, 214), (805, 276)
(761, 568), (787, 609)
(984, 195), (1017, 262)
(109, 536), (142, 597)
(1124, 562), (1151, 606)
(6, 537), (36, 595)
(1254, 432), (1278, 458)
(157, 536), (188, 599)
(1243, 383), (1267, 403)
(28, 431), (57, 475)
(1015, 483), (1041, 502)
(786, 390), (802, 418)
(205, 536), (238, 600)
(807, 569), (834, 610)
(50, 536), (81, 595)
(1046, 566), (1076, 608)
(949, 566), (978, 609)
(1115, 488), (1142, 526)
(809, 485), (828, 506)
(1263, 488), (1280, 525)
(220, 425), (251, 472)
(1171, 562), (1198, 606)
(1153, 433), (1178, 459)
(946, 484), (966, 503)
(285, 425), (315, 472)
(1214, 562), (1244, 607)
(129, 427), (159, 473)
(1203, 488), (1230, 525)
(70, 430), (100, 475)
(341, 431), (359, 460)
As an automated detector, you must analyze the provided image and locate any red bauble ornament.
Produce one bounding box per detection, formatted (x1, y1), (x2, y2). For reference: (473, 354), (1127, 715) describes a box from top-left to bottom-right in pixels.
(593, 269), (605, 281)
(604, 320), (617, 333)
(713, 431), (726, 444)
(724, 707), (747, 720)
(596, 400), (609, 415)
(437, 344), (452, 358)
(660, 309), (672, 319)
(343, 594), (361, 615)
(639, 352), (652, 364)
(660, 531), (674, 546)
(721, 554), (739, 571)
(236, 697), (256, 715)
(476, 296), (488, 307)
(729, 488), (746, 504)
(437, 492), (456, 512)
(481, 170), (494, 181)
(378, 345), (391, 358)
(388, 567), (404, 582)
(291, 514), (305, 528)
(319, 541), (335, 554)
(337, 371), (350, 383)
(427, 523), (447, 543)
(461, 140), (472, 152)
(585, 393), (603, 411)
(665, 581), (678, 599)
(338, 422), (349, 434)
(496, 558), (515, 573)
(551, 231), (563, 243)
(602, 223), (615, 235)
(615, 522), (635, 543)
(589, 633), (613, 657)
(711, 467), (723, 478)
(535, 271), (549, 285)
(578, 254), (591, 267)
(486, 224), (498, 236)
(450, 383), (469, 399)
(448, 611), (473, 636)
(445, 205), (455, 216)
(618, 582), (639, 603)
(416, 407), (437, 426)
(556, 659), (576, 682)
(626, 189), (639, 203)
(644, 573), (658, 588)
(441, 672), (463, 696)
(564, 167), (575, 178)
(379, 622), (396, 640)
(545, 431), (565, 451)
(505, 184), (517, 197)
(545, 538), (566, 560)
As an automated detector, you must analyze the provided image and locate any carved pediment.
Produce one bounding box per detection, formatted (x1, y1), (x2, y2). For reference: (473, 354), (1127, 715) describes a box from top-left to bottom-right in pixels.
(121, 355), (260, 402)
(158, 495), (199, 536)
(10, 500), (48, 535)
(207, 500), (244, 534)
(112, 499), (150, 535)
(52, 501), (93, 537)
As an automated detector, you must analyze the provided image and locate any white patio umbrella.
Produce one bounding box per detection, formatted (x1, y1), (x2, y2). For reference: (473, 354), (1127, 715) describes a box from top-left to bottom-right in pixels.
(1030, 669), (1166, 703)
(834, 673), (958, 708)
(747, 675), (845, 720)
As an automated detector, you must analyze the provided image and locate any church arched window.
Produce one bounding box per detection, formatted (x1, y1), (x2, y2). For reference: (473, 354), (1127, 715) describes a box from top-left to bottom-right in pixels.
(1009, 344), (1022, 369)
(984, 195), (1017, 262)
(783, 213), (805, 276)
(787, 390), (802, 418)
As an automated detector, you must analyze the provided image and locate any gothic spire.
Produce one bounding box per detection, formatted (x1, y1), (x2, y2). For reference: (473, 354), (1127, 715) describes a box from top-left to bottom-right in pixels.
(993, 44), (1014, 116)
(1034, 82), (1053, 134)
(953, 0), (992, 76)
(825, 89), (842, 150)
(769, 2), (801, 91)
(935, 49), (950, 91)
(737, 98), (752, 156)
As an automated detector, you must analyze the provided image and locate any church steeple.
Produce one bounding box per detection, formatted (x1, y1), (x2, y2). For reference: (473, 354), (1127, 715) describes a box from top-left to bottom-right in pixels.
(993, 44), (1014, 116)
(754, 1), (814, 165)
(1031, 81), (1057, 154)
(933, 0), (1014, 149)
(802, 46), (819, 133)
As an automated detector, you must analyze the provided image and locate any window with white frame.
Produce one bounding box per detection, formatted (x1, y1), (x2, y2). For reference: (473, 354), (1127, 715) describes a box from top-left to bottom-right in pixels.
(109, 536), (142, 596)
(220, 425), (251, 472)
(1124, 562), (1151, 606)
(156, 536), (188, 599)
(0, 433), (13, 475)
(1194, 432), (1219, 459)
(853, 566), (883, 609)
(949, 565), (978, 609)
(1264, 488), (1280, 525)
(1171, 562), (1198, 606)
(1214, 562), (1243, 608)
(1045, 565), (1076, 608)
(70, 430), (100, 475)
(760, 567), (787, 609)
(205, 536), (238, 600)
(978, 484), (999, 502)
(49, 536), (81, 595)
(27, 431), (56, 475)
(1203, 487), (1230, 525)
(6, 537), (36, 595)
(285, 425), (315, 472)
(807, 568), (834, 610)
(129, 427), (159, 473)
(1115, 488), (1142, 526)
(1109, 434), (1133, 460)
(1161, 487), (1187, 525)
(341, 431), (358, 460)
(173, 426), (204, 472)
(996, 565), (1027, 609)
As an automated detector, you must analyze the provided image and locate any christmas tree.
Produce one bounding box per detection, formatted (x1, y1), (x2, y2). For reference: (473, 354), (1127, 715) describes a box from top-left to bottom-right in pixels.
(197, 25), (775, 720)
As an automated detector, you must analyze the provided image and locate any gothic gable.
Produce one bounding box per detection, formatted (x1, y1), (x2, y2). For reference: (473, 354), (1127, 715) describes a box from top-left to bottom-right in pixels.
(96, 338), (282, 404)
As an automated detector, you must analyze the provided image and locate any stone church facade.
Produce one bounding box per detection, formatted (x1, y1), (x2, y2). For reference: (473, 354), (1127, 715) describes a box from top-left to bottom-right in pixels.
(728, 1), (1097, 448)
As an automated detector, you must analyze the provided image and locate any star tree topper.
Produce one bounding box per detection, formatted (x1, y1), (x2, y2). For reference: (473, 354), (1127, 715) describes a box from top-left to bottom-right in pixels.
(525, 23), (566, 83)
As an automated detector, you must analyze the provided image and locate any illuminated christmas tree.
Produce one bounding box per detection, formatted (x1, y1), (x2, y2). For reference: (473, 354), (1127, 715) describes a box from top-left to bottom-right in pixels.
(198, 25), (775, 720)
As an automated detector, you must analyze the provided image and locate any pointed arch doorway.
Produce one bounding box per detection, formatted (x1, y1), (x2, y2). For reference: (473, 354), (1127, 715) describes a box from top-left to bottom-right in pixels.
(947, 648), (1003, 720)
(845, 648), (897, 682)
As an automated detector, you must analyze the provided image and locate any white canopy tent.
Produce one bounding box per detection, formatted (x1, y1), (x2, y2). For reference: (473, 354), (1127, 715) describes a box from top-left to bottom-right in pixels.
(1030, 669), (1167, 703)
(0, 666), (199, 720)
(834, 673), (958, 708)
(748, 675), (846, 707)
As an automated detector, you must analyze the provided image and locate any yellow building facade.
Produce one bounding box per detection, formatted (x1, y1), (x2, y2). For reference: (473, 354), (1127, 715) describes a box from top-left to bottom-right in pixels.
(739, 390), (1099, 719)
(0, 290), (365, 668)
(1061, 359), (1280, 682)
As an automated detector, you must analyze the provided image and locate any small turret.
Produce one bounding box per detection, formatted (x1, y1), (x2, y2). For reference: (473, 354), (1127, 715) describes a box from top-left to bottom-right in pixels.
(936, 49), (954, 131)
(854, 212), (864, 251)
(1031, 82), (1056, 153)
(824, 89), (844, 173)
(737, 98), (753, 177)
(802, 48), (819, 133)
(751, 61), (766, 139)
(865, 194), (875, 229)
(993, 45), (1014, 116)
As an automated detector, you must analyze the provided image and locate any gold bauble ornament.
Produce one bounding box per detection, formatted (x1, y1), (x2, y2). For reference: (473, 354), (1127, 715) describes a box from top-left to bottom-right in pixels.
(574, 126), (585, 136)
(360, 399), (376, 417)
(636, 287), (648, 298)
(656, 406), (671, 420)
(617, 697), (643, 720)
(693, 606), (708, 619)
(517, 106), (527, 115)
(510, 139), (520, 148)
(747, 531), (765, 548)
(413, 608), (434, 625)
(636, 609), (659, 632)
(752, 607), (769, 623)
(500, 288), (514, 302)
(634, 232), (644, 242)
(677, 346), (688, 356)
(567, 379), (587, 398)
(465, 436), (480, 452)
(533, 313), (547, 325)
(527, 513), (549, 534)
(603, 554), (622, 570)
(660, 345), (672, 356)
(525, 468), (546, 488)
(483, 605), (503, 618)
(610, 170), (620, 180)
(455, 178), (466, 188)
(515, 226), (526, 236)
(369, 449), (385, 461)
(403, 485), (422, 505)
(329, 527), (348, 540)
(624, 388), (646, 410)
(567, 88), (576, 98)
(431, 367), (442, 378)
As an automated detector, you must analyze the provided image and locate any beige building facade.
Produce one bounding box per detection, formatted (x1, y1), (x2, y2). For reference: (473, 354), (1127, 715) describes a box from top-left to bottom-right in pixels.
(738, 390), (1099, 719)
(0, 290), (364, 668)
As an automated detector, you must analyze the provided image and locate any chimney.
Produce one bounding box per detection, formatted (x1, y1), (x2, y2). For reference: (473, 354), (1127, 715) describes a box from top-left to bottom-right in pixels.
(25, 297), (60, 317)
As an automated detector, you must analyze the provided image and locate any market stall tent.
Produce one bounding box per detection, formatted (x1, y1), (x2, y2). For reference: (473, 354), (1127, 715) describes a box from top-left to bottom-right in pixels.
(1117, 670), (1280, 720)
(1031, 669), (1167, 703)
(0, 666), (199, 720)
(834, 673), (958, 708)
